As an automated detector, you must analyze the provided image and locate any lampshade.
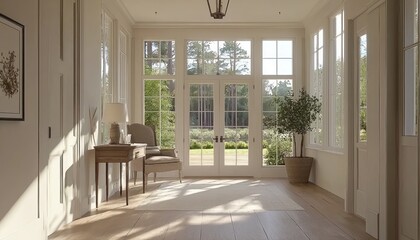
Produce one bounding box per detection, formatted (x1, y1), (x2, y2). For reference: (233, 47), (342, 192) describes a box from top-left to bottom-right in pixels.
(102, 103), (127, 123)
(207, 0), (230, 19)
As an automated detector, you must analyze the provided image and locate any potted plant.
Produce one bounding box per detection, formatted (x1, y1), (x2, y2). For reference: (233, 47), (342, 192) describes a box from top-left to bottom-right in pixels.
(270, 88), (321, 183)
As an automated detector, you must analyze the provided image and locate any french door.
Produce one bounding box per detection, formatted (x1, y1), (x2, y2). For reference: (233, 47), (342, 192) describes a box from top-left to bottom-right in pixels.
(183, 80), (253, 176)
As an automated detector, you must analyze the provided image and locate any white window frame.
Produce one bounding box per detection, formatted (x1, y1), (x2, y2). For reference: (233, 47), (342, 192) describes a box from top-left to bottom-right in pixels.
(310, 28), (325, 146)
(100, 10), (115, 144)
(328, 9), (345, 150)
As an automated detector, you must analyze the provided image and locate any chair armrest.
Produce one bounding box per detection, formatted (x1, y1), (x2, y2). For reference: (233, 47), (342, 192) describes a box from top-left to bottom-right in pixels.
(160, 148), (178, 157)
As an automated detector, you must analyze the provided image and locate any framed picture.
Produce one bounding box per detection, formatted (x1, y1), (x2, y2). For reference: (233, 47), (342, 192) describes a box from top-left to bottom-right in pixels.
(0, 13), (24, 121)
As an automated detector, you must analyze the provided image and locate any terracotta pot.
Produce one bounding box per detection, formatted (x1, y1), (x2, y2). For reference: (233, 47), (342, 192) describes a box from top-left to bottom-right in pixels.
(284, 157), (313, 183)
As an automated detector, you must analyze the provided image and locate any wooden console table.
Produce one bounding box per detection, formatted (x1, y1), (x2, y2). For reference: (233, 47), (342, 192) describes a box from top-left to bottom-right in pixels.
(94, 143), (146, 208)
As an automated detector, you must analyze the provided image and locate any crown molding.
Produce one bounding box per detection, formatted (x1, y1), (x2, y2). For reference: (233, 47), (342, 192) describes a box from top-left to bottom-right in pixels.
(133, 22), (304, 29)
(116, 0), (135, 25)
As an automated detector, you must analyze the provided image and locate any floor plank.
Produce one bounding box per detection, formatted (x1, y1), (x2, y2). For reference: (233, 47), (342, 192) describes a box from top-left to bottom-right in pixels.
(256, 211), (309, 240)
(231, 212), (269, 240)
(201, 212), (235, 240)
(163, 211), (202, 240)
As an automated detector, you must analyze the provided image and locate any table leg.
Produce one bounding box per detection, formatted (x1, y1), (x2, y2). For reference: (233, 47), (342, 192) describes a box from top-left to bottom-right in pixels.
(126, 161), (129, 205)
(95, 162), (98, 208)
(120, 162), (122, 196)
(105, 162), (108, 201)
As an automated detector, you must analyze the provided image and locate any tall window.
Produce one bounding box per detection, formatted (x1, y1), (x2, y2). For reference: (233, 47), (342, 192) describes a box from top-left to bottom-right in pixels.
(143, 40), (176, 147)
(100, 11), (114, 143)
(358, 34), (368, 142)
(186, 40), (251, 75)
(404, 0), (419, 136)
(310, 29), (324, 145)
(144, 80), (176, 147)
(329, 10), (344, 148)
(262, 40), (294, 166)
(144, 41), (175, 75)
(118, 30), (128, 104)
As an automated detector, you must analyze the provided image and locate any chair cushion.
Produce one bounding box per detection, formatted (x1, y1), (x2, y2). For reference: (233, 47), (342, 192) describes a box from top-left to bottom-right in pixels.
(145, 156), (181, 165)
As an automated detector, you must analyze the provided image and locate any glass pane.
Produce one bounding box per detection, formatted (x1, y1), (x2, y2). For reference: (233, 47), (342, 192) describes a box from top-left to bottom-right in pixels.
(263, 41), (277, 58)
(187, 41), (202, 58)
(189, 84), (214, 166)
(262, 79), (293, 166)
(145, 97), (160, 111)
(224, 84), (249, 166)
(278, 59), (293, 75)
(336, 12), (343, 36)
(236, 59), (251, 75)
(263, 59), (277, 75)
(405, 0), (419, 47)
(237, 41), (251, 58)
(359, 34), (368, 142)
(319, 29), (324, 48)
(277, 40), (293, 58)
(404, 46), (418, 135)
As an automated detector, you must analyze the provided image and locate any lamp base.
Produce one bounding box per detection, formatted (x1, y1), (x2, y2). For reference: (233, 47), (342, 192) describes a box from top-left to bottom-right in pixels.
(109, 123), (120, 144)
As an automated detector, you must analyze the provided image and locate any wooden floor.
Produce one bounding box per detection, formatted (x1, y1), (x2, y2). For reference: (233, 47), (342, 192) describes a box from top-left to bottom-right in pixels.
(49, 178), (376, 240)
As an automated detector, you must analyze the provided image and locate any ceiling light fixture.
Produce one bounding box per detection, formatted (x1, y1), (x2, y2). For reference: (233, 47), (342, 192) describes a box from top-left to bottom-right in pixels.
(207, 0), (230, 19)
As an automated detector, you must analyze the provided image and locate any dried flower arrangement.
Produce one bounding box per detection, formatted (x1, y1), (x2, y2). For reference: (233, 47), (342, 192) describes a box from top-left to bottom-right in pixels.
(0, 51), (20, 98)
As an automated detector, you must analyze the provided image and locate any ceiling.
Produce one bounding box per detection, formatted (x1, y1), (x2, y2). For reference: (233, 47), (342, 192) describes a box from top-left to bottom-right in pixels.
(118, 0), (326, 25)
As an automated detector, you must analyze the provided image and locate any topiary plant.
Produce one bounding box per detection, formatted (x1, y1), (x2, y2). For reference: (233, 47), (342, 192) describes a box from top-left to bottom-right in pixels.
(272, 88), (321, 158)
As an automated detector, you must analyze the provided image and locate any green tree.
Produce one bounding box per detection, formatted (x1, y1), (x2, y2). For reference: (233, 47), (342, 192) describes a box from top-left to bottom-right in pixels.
(218, 41), (250, 75)
(144, 80), (176, 148)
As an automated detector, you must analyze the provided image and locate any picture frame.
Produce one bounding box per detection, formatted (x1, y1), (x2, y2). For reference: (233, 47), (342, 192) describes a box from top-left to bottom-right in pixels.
(0, 13), (24, 121)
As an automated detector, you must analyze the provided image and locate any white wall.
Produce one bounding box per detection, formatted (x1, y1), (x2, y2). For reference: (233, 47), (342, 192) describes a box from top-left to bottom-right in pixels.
(0, 1), (45, 239)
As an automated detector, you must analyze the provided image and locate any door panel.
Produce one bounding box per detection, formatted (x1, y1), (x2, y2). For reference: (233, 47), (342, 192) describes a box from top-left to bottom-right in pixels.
(354, 13), (368, 220)
(44, 0), (78, 235)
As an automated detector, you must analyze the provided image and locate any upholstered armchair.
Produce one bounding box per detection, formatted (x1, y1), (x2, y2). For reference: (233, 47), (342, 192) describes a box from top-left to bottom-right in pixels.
(127, 123), (182, 193)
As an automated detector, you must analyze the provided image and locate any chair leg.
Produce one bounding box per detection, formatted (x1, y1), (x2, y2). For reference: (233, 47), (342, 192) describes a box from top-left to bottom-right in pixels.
(153, 172), (157, 182)
(179, 170), (182, 183)
(134, 171), (137, 185)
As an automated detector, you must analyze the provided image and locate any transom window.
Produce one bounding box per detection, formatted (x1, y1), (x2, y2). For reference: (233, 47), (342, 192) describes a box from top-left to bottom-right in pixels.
(186, 40), (251, 75)
(144, 40), (176, 75)
(262, 40), (293, 75)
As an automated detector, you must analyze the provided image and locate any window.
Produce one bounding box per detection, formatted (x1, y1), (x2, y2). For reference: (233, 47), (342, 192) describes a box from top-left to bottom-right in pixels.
(358, 34), (368, 142)
(119, 30), (128, 103)
(261, 40), (294, 166)
(144, 80), (176, 148)
(329, 10), (344, 148)
(310, 29), (324, 145)
(186, 40), (251, 75)
(404, 0), (419, 136)
(263, 40), (293, 75)
(144, 41), (175, 75)
(262, 79), (293, 166)
(100, 11), (114, 143)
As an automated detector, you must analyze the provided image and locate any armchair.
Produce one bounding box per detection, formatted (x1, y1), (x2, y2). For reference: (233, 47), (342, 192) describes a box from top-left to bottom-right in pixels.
(127, 123), (182, 193)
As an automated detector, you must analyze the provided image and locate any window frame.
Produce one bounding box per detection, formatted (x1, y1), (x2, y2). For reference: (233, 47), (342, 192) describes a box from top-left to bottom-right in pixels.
(328, 9), (345, 150)
(309, 28), (325, 146)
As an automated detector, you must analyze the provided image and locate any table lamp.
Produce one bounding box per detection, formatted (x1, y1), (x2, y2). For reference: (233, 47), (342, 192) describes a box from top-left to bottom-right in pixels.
(103, 103), (127, 144)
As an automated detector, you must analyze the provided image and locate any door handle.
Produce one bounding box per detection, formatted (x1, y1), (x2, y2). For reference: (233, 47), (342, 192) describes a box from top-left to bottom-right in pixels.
(220, 136), (224, 143)
(213, 136), (219, 143)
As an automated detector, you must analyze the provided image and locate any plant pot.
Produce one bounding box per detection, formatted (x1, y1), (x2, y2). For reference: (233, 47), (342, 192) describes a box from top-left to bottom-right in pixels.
(284, 157), (313, 183)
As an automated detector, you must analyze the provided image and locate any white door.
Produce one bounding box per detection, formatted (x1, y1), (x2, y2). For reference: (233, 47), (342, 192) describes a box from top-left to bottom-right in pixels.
(354, 13), (368, 219)
(40, 0), (78, 235)
(183, 80), (252, 176)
